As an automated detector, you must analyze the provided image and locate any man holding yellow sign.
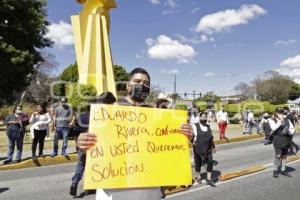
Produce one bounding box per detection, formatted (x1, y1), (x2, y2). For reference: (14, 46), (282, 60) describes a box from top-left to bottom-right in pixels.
(77, 68), (192, 200)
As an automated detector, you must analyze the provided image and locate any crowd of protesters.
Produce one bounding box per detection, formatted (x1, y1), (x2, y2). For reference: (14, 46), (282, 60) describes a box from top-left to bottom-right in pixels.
(1, 68), (300, 199)
(2, 97), (75, 165)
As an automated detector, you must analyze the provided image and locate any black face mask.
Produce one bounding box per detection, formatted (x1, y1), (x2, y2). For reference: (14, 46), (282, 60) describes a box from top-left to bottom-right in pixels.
(200, 119), (207, 125)
(129, 84), (150, 102)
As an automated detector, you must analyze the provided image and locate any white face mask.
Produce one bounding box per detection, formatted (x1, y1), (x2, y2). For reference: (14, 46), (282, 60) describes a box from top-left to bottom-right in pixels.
(16, 110), (22, 115)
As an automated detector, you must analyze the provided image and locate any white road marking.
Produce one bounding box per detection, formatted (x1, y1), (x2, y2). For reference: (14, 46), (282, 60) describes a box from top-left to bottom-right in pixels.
(166, 159), (300, 199)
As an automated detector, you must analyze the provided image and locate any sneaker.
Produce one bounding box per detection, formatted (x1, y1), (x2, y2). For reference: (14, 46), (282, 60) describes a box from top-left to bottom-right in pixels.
(62, 152), (69, 157)
(85, 190), (96, 196)
(32, 155), (37, 160)
(16, 159), (21, 163)
(281, 171), (292, 177)
(273, 170), (279, 178)
(3, 159), (12, 165)
(206, 179), (216, 187)
(69, 184), (77, 196)
(51, 153), (58, 157)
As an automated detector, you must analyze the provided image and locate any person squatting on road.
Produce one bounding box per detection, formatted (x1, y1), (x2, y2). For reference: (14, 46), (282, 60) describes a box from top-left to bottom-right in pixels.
(191, 112), (216, 187)
(271, 108), (295, 178)
(70, 92), (117, 197)
(29, 103), (52, 159)
(3, 105), (29, 164)
(246, 109), (261, 135)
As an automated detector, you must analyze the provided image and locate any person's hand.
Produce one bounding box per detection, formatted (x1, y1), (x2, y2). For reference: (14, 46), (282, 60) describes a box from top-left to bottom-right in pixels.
(213, 148), (217, 154)
(180, 124), (193, 140)
(77, 132), (97, 153)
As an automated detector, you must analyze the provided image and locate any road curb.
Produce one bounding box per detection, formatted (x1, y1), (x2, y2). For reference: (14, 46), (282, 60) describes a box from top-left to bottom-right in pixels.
(214, 134), (263, 145)
(218, 165), (265, 181)
(0, 154), (77, 171)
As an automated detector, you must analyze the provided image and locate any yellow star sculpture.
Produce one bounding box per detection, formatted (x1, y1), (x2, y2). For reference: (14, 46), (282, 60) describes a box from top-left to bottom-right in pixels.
(72, 0), (117, 96)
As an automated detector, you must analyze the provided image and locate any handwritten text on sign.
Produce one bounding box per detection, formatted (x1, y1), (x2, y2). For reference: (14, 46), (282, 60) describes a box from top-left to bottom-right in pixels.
(84, 104), (192, 189)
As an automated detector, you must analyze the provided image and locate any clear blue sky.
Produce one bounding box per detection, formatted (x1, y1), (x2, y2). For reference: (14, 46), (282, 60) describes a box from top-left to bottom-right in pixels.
(45, 0), (300, 96)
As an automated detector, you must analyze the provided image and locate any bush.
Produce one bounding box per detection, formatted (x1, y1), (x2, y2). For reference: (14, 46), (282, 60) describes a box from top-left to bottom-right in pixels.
(194, 101), (207, 112)
(66, 83), (97, 113)
(0, 102), (37, 120)
(175, 104), (187, 110)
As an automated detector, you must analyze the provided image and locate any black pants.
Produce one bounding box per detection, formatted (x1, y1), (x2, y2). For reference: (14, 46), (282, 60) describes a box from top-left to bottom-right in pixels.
(193, 145), (213, 173)
(32, 129), (47, 156)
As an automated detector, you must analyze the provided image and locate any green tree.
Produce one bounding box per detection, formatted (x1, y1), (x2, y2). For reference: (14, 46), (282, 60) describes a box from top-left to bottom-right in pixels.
(254, 71), (296, 104)
(0, 0), (53, 103)
(54, 63), (78, 97)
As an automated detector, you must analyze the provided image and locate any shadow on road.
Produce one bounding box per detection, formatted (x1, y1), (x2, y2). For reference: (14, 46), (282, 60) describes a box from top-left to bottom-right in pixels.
(0, 187), (9, 194)
(0, 157), (7, 161)
(286, 166), (296, 173)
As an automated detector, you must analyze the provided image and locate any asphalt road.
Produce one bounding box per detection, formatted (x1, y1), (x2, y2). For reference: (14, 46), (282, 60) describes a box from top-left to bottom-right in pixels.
(0, 135), (300, 200)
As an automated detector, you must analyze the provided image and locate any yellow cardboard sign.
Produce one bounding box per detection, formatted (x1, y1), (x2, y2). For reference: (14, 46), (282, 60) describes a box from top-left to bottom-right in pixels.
(84, 104), (192, 189)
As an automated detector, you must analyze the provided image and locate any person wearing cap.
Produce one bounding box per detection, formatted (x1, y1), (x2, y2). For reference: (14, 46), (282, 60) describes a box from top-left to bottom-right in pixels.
(51, 98), (75, 157)
(155, 93), (171, 109)
(260, 113), (273, 145)
(76, 68), (192, 200)
(269, 108), (295, 178)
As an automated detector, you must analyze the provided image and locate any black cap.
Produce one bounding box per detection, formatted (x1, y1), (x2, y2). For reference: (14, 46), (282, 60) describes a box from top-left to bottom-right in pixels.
(275, 107), (284, 114)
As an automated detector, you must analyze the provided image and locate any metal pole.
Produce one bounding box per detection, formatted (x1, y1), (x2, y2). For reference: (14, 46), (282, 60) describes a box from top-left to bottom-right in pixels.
(173, 74), (176, 107)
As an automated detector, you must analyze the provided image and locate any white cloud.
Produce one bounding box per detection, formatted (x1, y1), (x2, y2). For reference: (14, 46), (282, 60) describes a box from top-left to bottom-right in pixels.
(176, 34), (214, 44)
(274, 39), (296, 46)
(160, 68), (179, 75)
(196, 4), (267, 35)
(146, 35), (196, 63)
(149, 0), (160, 5)
(274, 54), (300, 83)
(280, 54), (300, 68)
(46, 21), (73, 47)
(204, 72), (215, 76)
(149, 0), (176, 8)
(190, 7), (200, 14)
(165, 0), (176, 8)
(293, 79), (300, 84)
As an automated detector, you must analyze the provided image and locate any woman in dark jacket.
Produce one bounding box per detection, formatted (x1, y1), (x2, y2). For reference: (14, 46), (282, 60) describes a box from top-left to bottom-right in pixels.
(192, 112), (216, 187)
(3, 106), (25, 164)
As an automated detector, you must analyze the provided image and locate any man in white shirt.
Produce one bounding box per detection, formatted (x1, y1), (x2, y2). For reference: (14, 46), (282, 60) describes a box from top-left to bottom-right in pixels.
(247, 109), (260, 135)
(216, 106), (229, 141)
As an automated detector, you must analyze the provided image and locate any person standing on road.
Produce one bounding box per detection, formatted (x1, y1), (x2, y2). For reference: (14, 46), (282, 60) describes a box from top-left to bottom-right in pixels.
(70, 92), (117, 197)
(51, 98), (75, 157)
(76, 68), (192, 200)
(3, 106), (28, 164)
(191, 112), (216, 187)
(242, 109), (249, 134)
(270, 108), (295, 178)
(283, 107), (299, 155)
(260, 113), (273, 145)
(216, 106), (229, 141)
(29, 103), (52, 159)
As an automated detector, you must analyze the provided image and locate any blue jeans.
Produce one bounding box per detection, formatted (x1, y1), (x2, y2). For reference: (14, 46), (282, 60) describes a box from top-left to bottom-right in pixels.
(71, 150), (86, 186)
(53, 127), (69, 155)
(7, 130), (24, 161)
